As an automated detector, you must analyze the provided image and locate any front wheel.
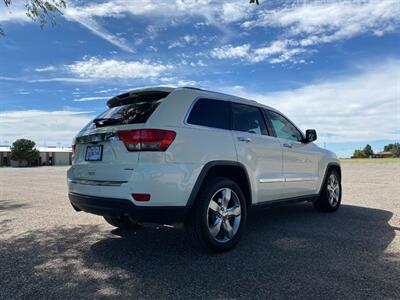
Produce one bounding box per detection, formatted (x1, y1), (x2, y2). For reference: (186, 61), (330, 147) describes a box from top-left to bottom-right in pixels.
(185, 177), (247, 253)
(314, 169), (342, 212)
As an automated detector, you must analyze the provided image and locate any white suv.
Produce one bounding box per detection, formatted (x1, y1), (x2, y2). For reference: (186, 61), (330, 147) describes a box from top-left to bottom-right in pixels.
(68, 87), (341, 252)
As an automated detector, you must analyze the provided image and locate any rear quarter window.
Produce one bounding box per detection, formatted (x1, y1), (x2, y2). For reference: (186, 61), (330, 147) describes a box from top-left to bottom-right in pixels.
(187, 98), (230, 130)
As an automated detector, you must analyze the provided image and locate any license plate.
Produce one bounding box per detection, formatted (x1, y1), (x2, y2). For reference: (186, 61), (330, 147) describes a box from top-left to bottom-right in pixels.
(85, 145), (103, 161)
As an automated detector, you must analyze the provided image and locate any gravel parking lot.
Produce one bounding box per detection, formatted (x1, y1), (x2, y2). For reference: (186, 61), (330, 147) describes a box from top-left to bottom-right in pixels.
(1, 161), (399, 299)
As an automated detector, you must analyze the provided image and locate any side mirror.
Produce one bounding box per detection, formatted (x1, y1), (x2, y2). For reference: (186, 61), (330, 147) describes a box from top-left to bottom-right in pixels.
(304, 129), (317, 143)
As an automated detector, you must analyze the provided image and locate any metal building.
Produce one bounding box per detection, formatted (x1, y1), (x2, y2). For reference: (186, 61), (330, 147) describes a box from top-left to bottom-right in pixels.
(0, 145), (72, 167)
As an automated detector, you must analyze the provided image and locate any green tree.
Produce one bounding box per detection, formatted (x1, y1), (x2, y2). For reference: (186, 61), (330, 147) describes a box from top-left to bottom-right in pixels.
(363, 144), (374, 157)
(383, 144), (394, 152)
(352, 149), (366, 158)
(386, 143), (400, 157)
(10, 139), (40, 166)
(1, 0), (66, 36)
(384, 143), (400, 157)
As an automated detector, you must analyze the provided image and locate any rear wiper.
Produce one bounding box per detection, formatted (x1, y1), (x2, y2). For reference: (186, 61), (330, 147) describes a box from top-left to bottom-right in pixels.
(93, 118), (123, 127)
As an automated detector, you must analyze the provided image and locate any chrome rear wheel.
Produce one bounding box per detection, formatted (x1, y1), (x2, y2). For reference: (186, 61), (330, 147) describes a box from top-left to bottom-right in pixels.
(207, 188), (241, 243)
(185, 177), (247, 252)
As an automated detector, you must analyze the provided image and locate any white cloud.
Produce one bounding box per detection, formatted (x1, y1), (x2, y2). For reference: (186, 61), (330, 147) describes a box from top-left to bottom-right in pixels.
(0, 110), (94, 147)
(177, 79), (197, 87)
(239, 0), (400, 63)
(67, 57), (173, 79)
(211, 44), (251, 59)
(0, 0), (255, 52)
(73, 96), (110, 102)
(61, 0), (254, 52)
(28, 77), (94, 83)
(63, 7), (135, 53)
(211, 40), (306, 64)
(189, 60), (207, 67)
(95, 88), (120, 94)
(183, 35), (196, 44)
(0, 76), (94, 83)
(244, 1), (400, 40)
(210, 1), (400, 64)
(168, 35), (199, 49)
(3, 0), (397, 60)
(0, 4), (28, 22)
(221, 2), (252, 22)
(168, 41), (185, 49)
(222, 59), (400, 143)
(252, 39), (305, 63)
(34, 66), (57, 72)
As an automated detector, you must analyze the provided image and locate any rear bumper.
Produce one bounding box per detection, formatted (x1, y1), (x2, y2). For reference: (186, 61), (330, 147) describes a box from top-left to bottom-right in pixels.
(69, 192), (185, 224)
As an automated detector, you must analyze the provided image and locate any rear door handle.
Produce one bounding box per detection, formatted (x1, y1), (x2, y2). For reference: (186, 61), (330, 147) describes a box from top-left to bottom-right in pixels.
(283, 143), (293, 148)
(238, 137), (251, 143)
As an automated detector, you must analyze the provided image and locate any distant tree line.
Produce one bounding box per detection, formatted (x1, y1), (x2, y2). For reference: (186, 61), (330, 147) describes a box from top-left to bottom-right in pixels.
(352, 143), (400, 158)
(384, 143), (400, 157)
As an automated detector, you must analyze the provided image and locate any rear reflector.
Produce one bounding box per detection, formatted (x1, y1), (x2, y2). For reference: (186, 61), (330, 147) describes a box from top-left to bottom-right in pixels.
(118, 129), (176, 152)
(132, 193), (151, 201)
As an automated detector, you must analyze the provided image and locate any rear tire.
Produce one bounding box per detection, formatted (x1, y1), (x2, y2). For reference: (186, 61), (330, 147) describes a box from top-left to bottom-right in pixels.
(314, 168), (342, 212)
(185, 177), (247, 253)
(104, 216), (140, 229)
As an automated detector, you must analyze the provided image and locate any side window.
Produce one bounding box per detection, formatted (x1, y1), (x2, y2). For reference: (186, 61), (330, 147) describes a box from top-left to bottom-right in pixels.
(187, 98), (230, 130)
(232, 103), (268, 135)
(266, 110), (303, 142)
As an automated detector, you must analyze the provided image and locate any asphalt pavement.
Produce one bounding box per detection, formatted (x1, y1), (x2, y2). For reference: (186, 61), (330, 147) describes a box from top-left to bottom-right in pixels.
(0, 161), (399, 299)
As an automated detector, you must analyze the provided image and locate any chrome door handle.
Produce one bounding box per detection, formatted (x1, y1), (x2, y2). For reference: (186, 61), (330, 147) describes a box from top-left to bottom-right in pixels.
(238, 137), (251, 143)
(283, 143), (293, 148)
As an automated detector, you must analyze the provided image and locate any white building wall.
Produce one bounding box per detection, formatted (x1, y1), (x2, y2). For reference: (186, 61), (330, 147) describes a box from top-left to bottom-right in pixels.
(53, 152), (70, 165)
(39, 152), (47, 165)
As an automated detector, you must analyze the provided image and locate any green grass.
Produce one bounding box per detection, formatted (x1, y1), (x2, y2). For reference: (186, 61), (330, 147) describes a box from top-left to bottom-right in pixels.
(340, 157), (400, 163)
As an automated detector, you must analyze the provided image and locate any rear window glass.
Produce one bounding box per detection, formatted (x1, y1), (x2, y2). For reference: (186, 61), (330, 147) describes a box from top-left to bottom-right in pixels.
(86, 99), (163, 129)
(187, 98), (230, 130)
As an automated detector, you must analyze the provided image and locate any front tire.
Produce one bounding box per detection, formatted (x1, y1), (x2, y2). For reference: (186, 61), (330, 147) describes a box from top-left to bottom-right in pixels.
(314, 168), (342, 212)
(185, 177), (247, 253)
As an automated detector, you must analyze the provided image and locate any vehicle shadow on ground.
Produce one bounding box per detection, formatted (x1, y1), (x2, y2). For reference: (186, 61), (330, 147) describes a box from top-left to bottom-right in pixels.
(1, 204), (399, 298)
(0, 200), (29, 211)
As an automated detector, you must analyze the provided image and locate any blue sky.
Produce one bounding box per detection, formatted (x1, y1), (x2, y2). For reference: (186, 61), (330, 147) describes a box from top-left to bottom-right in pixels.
(0, 0), (399, 157)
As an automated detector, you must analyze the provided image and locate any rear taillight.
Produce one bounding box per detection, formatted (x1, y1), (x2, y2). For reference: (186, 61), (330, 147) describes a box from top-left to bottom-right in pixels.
(118, 129), (176, 152)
